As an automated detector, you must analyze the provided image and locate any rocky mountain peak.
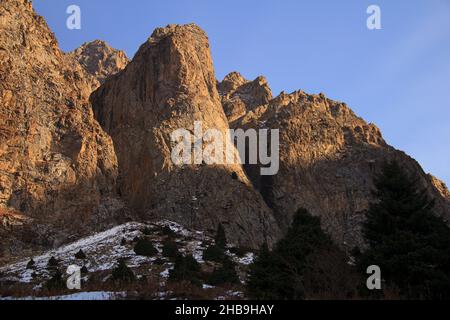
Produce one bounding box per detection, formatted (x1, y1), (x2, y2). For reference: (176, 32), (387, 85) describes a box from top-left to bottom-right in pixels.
(1, 1), (448, 264)
(218, 72), (248, 93)
(0, 0), (122, 261)
(70, 40), (129, 87)
(149, 23), (208, 41)
(218, 72), (273, 123)
(429, 175), (450, 203)
(232, 87), (449, 248)
(91, 23), (280, 248)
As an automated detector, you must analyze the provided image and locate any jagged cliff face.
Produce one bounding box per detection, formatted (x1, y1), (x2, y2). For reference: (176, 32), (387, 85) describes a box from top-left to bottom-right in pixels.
(1, 0), (448, 261)
(91, 24), (280, 247)
(222, 84), (450, 248)
(69, 40), (129, 88)
(0, 0), (123, 260)
(218, 72), (273, 123)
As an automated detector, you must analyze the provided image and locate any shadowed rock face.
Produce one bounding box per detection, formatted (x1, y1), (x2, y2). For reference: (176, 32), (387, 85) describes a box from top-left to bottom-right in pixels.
(0, 0), (123, 260)
(70, 40), (129, 88)
(91, 24), (280, 248)
(232, 90), (450, 249)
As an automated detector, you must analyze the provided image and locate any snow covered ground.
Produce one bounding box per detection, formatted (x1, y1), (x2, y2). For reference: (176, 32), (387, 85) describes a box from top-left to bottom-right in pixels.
(0, 220), (254, 300)
(0, 291), (125, 301)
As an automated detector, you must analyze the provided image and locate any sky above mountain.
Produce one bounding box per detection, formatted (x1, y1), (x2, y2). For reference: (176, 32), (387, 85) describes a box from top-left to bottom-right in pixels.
(33, 0), (450, 185)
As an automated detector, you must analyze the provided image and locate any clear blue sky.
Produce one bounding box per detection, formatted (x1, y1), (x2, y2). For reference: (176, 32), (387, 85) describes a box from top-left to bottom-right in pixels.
(33, 0), (450, 185)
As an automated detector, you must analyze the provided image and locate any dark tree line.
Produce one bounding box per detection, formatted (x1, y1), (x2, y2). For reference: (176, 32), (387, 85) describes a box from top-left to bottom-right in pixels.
(247, 160), (450, 300)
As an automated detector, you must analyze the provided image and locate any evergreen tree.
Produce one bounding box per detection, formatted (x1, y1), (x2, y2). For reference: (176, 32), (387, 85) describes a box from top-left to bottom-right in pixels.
(26, 258), (35, 269)
(45, 270), (65, 291)
(169, 254), (202, 286)
(357, 160), (450, 299)
(246, 243), (284, 299)
(112, 259), (135, 283)
(215, 224), (227, 249)
(203, 245), (226, 262)
(162, 226), (175, 237)
(162, 240), (179, 259)
(203, 224), (228, 262)
(134, 238), (158, 257)
(75, 249), (86, 260)
(246, 208), (353, 300)
(208, 256), (240, 286)
(47, 256), (59, 269)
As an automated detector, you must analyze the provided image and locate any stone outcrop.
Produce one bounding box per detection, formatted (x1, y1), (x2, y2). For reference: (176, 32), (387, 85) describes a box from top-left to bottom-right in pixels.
(232, 90), (450, 249)
(429, 175), (450, 208)
(69, 40), (129, 88)
(1, 0), (448, 262)
(91, 24), (279, 248)
(0, 0), (124, 261)
(218, 72), (272, 123)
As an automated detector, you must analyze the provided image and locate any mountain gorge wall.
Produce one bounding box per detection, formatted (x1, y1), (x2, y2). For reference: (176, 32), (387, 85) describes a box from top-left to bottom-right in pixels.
(219, 76), (450, 248)
(0, 0), (448, 262)
(90, 24), (280, 248)
(0, 0), (125, 260)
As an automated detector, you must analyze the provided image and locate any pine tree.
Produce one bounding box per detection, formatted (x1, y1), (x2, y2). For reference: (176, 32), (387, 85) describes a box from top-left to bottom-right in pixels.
(75, 249), (86, 260)
(47, 256), (59, 268)
(246, 208), (353, 300)
(203, 224), (228, 262)
(208, 256), (240, 286)
(246, 243), (284, 299)
(357, 160), (450, 299)
(169, 254), (202, 286)
(276, 208), (336, 299)
(134, 238), (158, 257)
(203, 245), (226, 262)
(162, 239), (179, 259)
(26, 258), (35, 269)
(112, 259), (135, 283)
(45, 270), (65, 291)
(215, 223), (227, 249)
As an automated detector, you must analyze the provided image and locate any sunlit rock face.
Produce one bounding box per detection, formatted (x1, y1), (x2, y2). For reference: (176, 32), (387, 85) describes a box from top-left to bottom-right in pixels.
(70, 40), (129, 88)
(232, 90), (450, 249)
(0, 0), (123, 261)
(91, 24), (280, 248)
(0, 1), (448, 263)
